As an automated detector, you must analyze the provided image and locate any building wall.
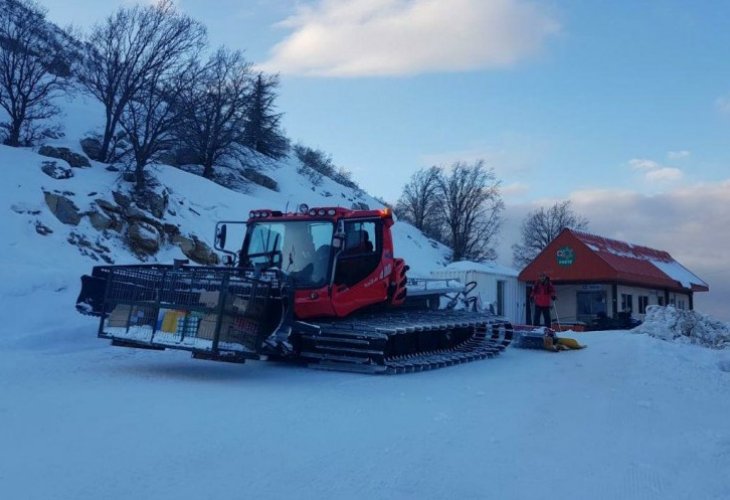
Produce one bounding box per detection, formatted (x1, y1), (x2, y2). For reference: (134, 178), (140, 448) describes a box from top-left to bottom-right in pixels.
(552, 284), (585, 323)
(614, 284), (692, 318)
(550, 282), (693, 323)
(430, 269), (526, 324)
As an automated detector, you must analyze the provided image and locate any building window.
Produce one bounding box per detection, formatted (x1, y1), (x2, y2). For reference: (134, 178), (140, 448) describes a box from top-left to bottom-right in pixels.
(576, 291), (607, 323)
(621, 293), (634, 313)
(658, 296), (665, 306)
(676, 299), (686, 310)
(638, 296), (649, 314)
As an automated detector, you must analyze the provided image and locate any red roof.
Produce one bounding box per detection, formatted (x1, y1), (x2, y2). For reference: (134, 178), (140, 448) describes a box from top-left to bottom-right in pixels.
(519, 229), (709, 292)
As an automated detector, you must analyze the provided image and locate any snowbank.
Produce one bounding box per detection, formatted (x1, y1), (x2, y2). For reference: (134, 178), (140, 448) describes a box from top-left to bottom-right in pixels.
(632, 305), (730, 349)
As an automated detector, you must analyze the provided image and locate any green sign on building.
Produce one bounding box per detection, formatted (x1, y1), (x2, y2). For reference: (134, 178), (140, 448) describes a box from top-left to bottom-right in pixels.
(557, 246), (575, 266)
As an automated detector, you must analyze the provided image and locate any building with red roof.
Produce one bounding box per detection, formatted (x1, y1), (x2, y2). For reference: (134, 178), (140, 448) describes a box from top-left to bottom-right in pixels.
(518, 228), (709, 327)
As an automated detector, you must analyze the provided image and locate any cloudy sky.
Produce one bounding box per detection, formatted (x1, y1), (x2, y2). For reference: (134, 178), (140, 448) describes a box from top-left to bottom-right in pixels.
(42, 0), (730, 319)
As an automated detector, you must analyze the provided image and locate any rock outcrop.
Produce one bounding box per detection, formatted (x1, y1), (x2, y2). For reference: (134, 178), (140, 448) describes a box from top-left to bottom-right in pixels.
(44, 191), (81, 225)
(38, 145), (91, 168)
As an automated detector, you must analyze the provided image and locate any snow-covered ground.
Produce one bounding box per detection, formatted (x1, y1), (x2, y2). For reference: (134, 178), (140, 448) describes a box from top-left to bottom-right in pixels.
(1, 295), (729, 500)
(2, 89), (730, 500)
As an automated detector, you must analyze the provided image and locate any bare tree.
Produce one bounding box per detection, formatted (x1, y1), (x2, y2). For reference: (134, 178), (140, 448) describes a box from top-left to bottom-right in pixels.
(118, 69), (191, 190)
(242, 73), (289, 159)
(174, 47), (252, 179)
(395, 166), (442, 240)
(77, 0), (206, 162)
(512, 200), (589, 267)
(437, 160), (504, 262)
(0, 0), (64, 146)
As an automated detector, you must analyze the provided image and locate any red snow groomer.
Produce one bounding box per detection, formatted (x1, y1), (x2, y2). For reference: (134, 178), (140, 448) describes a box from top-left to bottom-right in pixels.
(76, 205), (513, 373)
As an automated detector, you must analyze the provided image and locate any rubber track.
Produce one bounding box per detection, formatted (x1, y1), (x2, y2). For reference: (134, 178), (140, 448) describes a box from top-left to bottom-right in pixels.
(297, 309), (513, 374)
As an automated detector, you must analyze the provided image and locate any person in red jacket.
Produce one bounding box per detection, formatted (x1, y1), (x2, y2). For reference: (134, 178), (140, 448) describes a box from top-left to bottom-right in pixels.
(531, 273), (556, 327)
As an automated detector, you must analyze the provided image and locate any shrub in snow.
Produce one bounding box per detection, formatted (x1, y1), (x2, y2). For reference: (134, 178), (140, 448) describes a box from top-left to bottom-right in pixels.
(293, 144), (360, 191)
(633, 305), (730, 349)
(719, 356), (730, 373)
(242, 168), (278, 191)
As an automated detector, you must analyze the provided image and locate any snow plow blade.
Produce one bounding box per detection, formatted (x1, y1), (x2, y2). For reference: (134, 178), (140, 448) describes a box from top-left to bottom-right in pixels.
(76, 264), (285, 361)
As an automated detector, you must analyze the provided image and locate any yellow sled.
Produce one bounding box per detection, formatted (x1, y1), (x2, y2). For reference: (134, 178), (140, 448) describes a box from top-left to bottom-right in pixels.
(544, 335), (586, 351)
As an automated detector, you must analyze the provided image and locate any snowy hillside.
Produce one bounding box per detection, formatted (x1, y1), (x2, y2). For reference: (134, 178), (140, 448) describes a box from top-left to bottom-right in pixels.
(0, 87), (450, 312)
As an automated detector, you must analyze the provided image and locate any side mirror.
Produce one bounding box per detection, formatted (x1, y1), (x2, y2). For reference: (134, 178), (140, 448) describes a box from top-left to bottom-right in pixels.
(215, 223), (227, 251)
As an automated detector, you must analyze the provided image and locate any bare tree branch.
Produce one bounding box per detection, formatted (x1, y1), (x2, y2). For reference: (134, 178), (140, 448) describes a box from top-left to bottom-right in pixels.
(511, 200), (589, 267)
(395, 166), (442, 239)
(77, 0), (206, 162)
(0, 0), (65, 146)
(174, 47), (252, 179)
(395, 161), (503, 261)
(118, 62), (193, 190)
(437, 161), (504, 262)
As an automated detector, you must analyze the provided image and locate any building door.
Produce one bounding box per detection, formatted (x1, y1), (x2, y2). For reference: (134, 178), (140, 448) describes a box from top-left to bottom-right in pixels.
(496, 280), (505, 316)
(576, 291), (607, 323)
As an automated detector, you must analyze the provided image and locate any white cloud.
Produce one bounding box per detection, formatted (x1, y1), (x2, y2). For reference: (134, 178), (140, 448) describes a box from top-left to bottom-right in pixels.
(501, 182), (530, 198)
(569, 181), (730, 320)
(645, 167), (683, 182)
(570, 188), (640, 205)
(715, 95), (730, 114)
(259, 0), (560, 77)
(667, 150), (690, 160)
(628, 158), (682, 183)
(629, 158), (660, 170)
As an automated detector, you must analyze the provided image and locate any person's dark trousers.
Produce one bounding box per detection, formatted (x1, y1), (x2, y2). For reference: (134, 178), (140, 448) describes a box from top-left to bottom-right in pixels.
(533, 306), (551, 327)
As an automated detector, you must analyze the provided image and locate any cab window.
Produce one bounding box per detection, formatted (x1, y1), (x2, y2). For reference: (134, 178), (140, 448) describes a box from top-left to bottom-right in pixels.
(335, 220), (380, 286)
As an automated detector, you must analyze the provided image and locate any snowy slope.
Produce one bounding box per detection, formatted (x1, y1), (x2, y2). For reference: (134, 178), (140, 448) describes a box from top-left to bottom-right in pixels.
(0, 84), (450, 312)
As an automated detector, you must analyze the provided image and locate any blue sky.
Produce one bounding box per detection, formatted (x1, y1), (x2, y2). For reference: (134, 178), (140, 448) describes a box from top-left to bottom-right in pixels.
(41, 0), (730, 318)
(44, 0), (729, 203)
